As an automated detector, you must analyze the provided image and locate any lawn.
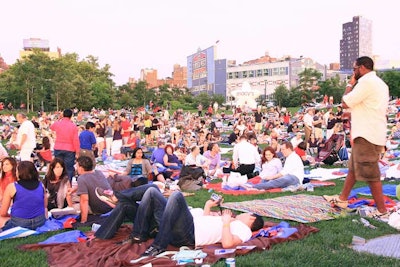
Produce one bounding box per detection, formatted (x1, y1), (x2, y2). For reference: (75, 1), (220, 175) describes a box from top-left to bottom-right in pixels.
(1, 179), (399, 267)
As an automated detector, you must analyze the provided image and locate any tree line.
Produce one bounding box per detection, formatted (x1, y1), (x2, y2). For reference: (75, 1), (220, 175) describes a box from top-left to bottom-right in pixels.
(0, 50), (399, 112)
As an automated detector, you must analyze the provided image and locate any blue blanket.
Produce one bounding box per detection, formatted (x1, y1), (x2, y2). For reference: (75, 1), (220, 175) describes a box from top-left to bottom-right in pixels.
(350, 184), (397, 198)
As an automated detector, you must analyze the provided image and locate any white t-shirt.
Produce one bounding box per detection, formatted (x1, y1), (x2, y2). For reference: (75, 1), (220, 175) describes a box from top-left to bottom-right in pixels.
(17, 120), (36, 150)
(280, 151), (304, 184)
(190, 208), (252, 247)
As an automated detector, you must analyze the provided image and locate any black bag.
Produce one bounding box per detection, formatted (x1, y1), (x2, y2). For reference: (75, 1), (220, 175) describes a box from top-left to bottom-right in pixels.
(178, 165), (205, 191)
(323, 151), (339, 165)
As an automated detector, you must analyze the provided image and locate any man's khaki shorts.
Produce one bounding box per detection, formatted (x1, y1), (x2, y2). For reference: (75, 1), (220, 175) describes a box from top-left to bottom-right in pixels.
(348, 137), (382, 181)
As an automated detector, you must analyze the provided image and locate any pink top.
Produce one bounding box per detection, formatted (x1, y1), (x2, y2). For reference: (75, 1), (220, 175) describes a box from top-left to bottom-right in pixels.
(50, 118), (80, 153)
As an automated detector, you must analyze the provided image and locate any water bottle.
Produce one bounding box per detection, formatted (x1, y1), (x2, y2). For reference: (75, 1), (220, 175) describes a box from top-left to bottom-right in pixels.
(101, 149), (107, 162)
(71, 177), (78, 189)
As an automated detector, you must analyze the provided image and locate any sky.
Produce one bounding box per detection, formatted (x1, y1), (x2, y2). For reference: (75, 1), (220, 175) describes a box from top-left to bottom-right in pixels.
(1, 0), (398, 85)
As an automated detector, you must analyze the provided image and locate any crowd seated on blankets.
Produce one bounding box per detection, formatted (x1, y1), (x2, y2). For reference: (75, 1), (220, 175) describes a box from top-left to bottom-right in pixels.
(3, 101), (400, 264)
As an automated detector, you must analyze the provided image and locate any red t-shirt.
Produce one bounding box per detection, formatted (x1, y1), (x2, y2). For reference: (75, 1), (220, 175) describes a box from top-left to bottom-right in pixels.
(294, 147), (306, 158)
(121, 120), (131, 137)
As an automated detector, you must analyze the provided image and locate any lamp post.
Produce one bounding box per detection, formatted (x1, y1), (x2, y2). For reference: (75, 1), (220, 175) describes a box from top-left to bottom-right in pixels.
(264, 80), (267, 103)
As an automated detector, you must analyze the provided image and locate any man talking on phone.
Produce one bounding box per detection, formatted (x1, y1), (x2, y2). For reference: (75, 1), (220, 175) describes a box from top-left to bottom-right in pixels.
(324, 56), (389, 219)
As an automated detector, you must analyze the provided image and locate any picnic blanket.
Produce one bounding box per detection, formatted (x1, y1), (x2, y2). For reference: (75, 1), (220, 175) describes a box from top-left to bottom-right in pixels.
(0, 215), (79, 241)
(350, 184), (398, 198)
(20, 223), (319, 267)
(304, 167), (348, 181)
(221, 194), (341, 223)
(205, 180), (335, 196)
(352, 234), (400, 259)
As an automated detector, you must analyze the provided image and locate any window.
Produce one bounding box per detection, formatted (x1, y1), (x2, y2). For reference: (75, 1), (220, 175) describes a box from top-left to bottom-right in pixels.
(234, 72), (239, 78)
(249, 70), (255, 77)
(228, 72), (233, 79)
(263, 69), (269, 76)
(242, 71), (248, 78)
(272, 68), (279, 76)
(257, 69), (263, 77)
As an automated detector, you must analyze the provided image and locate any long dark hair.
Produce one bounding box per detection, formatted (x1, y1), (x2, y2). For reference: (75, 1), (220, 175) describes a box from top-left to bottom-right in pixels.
(18, 161), (39, 181)
(261, 146), (277, 164)
(45, 158), (68, 182)
(132, 147), (146, 159)
(1, 157), (17, 179)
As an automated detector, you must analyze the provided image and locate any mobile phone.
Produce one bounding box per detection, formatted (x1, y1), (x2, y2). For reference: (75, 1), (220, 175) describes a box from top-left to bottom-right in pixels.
(210, 193), (222, 204)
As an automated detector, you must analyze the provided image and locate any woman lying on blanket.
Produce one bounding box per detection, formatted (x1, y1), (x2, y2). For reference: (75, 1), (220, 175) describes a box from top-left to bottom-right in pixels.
(0, 161), (47, 230)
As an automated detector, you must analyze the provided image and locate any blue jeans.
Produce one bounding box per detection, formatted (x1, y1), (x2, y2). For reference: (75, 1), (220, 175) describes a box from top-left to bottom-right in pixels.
(95, 184), (158, 239)
(134, 189), (195, 250)
(54, 150), (76, 181)
(253, 174), (299, 190)
(2, 214), (46, 231)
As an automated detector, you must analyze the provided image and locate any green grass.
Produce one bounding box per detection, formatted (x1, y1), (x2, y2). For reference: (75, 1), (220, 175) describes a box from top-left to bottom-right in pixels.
(2, 179), (399, 267)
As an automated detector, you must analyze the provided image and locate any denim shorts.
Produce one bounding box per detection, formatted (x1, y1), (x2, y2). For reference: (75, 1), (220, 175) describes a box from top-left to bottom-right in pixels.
(2, 214), (46, 231)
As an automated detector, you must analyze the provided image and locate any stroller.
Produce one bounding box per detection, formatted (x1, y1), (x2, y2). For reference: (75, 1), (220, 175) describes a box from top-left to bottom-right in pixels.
(315, 133), (347, 165)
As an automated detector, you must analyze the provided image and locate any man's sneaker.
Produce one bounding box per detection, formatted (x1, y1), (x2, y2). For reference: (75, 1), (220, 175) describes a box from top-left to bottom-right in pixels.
(95, 187), (118, 206)
(323, 195), (348, 209)
(141, 246), (165, 257)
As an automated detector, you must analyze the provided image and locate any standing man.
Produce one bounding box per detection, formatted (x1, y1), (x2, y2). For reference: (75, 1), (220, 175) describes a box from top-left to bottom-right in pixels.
(302, 108), (314, 144)
(254, 106), (263, 135)
(324, 56), (389, 218)
(50, 109), (80, 180)
(79, 122), (97, 166)
(120, 113), (131, 145)
(16, 113), (36, 161)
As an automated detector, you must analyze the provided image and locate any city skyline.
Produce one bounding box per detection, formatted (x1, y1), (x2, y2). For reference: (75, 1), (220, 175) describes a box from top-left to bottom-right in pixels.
(1, 0), (398, 85)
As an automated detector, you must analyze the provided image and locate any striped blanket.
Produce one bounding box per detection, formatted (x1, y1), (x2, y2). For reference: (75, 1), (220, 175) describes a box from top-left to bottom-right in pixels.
(222, 194), (341, 223)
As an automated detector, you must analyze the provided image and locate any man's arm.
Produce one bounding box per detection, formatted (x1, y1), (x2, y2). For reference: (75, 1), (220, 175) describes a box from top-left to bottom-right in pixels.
(203, 199), (219, 215)
(19, 134), (27, 149)
(79, 194), (89, 223)
(342, 75), (357, 109)
(220, 210), (243, 248)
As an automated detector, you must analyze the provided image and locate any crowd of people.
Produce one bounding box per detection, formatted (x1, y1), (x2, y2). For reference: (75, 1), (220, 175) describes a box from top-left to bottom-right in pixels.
(0, 56), (394, 258)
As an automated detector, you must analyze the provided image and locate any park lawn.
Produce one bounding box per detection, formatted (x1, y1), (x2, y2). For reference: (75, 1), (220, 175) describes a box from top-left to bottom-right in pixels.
(1, 179), (399, 267)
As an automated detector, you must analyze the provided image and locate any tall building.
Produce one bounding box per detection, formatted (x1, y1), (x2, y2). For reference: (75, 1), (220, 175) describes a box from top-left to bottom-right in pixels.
(19, 38), (61, 59)
(139, 64), (187, 89)
(140, 68), (158, 88)
(340, 16), (372, 70)
(187, 45), (226, 96)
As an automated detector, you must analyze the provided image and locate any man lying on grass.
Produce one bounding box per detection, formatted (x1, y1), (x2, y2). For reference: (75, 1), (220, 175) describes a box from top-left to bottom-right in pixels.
(130, 187), (264, 257)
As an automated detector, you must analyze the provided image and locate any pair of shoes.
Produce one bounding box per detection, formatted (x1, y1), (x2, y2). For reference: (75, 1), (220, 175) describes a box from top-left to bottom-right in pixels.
(141, 246), (165, 257)
(95, 187), (118, 205)
(370, 210), (390, 222)
(130, 235), (148, 244)
(323, 195), (348, 209)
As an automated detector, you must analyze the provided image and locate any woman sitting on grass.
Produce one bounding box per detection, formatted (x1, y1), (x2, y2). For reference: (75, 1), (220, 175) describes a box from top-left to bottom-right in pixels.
(0, 161), (47, 230)
(43, 158), (73, 210)
(0, 157), (17, 207)
(163, 144), (182, 170)
(248, 146), (282, 184)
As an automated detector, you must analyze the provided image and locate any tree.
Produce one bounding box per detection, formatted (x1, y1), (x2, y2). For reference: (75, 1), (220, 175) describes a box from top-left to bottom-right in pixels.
(298, 68), (323, 104)
(274, 84), (290, 107)
(318, 75), (345, 104)
(380, 70), (400, 97)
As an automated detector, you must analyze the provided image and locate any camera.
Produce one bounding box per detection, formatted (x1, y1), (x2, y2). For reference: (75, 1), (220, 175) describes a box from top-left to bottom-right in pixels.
(210, 193), (223, 204)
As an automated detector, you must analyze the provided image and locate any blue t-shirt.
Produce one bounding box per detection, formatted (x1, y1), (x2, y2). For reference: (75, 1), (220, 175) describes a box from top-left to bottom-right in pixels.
(79, 130), (96, 150)
(151, 148), (165, 164)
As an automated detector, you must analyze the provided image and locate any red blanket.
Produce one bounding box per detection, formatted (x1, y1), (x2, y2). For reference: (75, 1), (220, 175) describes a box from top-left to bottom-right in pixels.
(20, 223), (318, 267)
